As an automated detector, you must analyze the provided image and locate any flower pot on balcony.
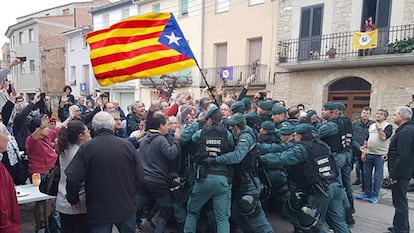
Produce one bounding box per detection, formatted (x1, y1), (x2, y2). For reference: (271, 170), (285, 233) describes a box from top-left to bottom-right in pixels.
(326, 48), (337, 59)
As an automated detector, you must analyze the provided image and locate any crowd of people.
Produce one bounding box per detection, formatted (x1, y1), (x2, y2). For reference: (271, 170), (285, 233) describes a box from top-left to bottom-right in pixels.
(1, 64), (414, 233)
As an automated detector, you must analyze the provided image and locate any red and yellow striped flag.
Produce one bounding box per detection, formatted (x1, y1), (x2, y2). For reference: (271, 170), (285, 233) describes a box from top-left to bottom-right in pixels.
(86, 12), (197, 86)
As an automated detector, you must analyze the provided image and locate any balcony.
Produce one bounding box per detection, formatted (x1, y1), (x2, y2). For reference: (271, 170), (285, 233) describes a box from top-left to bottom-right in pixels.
(200, 64), (268, 88)
(140, 68), (193, 87)
(277, 24), (414, 71)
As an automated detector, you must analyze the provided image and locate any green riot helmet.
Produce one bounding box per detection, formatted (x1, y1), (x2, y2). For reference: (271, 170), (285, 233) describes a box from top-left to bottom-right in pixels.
(287, 191), (307, 213)
(298, 205), (321, 230)
(237, 193), (259, 216)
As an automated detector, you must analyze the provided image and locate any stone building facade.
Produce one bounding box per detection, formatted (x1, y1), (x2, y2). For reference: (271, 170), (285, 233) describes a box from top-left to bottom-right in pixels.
(274, 0), (414, 120)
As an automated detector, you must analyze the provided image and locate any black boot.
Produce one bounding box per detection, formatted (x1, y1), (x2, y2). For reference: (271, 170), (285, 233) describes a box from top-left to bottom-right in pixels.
(345, 208), (355, 226)
(348, 196), (355, 214)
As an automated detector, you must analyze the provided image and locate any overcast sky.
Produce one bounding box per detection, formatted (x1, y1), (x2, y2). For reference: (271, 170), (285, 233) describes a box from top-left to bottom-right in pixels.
(0, 0), (118, 46)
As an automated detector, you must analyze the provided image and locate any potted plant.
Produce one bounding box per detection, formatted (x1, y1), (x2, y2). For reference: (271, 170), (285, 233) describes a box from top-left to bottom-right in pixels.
(326, 47), (337, 59)
(278, 51), (287, 63)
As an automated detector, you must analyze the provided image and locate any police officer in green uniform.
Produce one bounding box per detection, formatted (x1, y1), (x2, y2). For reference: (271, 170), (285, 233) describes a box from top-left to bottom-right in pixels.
(305, 110), (322, 128)
(335, 103), (355, 215)
(203, 113), (274, 233)
(241, 97), (252, 113)
(230, 101), (246, 115)
(180, 104), (215, 232)
(257, 100), (273, 125)
(259, 123), (350, 233)
(245, 111), (260, 134)
(318, 102), (355, 225)
(184, 106), (235, 233)
(260, 122), (293, 214)
(271, 105), (288, 129)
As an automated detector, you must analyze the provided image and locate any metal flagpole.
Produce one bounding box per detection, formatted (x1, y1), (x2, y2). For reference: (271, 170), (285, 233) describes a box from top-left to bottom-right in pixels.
(196, 63), (219, 106)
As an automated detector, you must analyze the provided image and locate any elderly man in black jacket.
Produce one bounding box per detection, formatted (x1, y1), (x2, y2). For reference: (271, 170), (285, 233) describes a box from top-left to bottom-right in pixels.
(386, 106), (414, 233)
(65, 111), (144, 233)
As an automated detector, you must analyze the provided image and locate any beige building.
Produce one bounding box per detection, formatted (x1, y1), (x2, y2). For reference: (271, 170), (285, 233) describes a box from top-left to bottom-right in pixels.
(274, 0), (414, 120)
(201, 0), (277, 98)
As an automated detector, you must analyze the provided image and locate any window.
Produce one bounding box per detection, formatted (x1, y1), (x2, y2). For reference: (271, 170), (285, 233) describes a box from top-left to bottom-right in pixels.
(82, 35), (88, 48)
(19, 64), (24, 74)
(68, 38), (73, 50)
(248, 38), (262, 65)
(102, 14), (110, 27)
(249, 0), (264, 6)
(298, 4), (323, 61)
(82, 65), (89, 83)
(181, 0), (188, 15)
(121, 8), (130, 19)
(30, 60), (35, 72)
(29, 29), (34, 42)
(152, 3), (160, 12)
(70, 66), (76, 84)
(216, 0), (229, 13)
(19, 32), (23, 44)
(215, 43), (227, 67)
(63, 8), (70, 15)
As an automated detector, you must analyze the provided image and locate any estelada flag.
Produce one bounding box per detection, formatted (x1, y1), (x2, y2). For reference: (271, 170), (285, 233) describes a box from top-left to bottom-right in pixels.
(352, 29), (378, 50)
(86, 12), (197, 86)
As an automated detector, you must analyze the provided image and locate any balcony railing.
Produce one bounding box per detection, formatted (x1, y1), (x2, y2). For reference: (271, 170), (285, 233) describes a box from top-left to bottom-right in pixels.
(200, 64), (268, 88)
(141, 68), (193, 87)
(278, 24), (414, 63)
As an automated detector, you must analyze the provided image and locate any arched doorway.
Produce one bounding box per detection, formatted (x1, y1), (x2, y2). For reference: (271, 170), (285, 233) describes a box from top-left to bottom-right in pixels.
(328, 77), (371, 121)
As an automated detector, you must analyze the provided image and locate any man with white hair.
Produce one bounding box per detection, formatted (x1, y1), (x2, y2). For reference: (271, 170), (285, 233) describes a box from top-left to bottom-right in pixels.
(65, 111), (144, 233)
(386, 106), (414, 233)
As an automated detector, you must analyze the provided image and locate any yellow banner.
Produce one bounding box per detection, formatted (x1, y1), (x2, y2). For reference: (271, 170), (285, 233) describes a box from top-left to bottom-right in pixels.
(352, 29), (378, 50)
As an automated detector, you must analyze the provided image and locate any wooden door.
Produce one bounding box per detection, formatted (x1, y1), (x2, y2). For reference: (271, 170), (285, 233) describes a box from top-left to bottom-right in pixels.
(328, 91), (371, 121)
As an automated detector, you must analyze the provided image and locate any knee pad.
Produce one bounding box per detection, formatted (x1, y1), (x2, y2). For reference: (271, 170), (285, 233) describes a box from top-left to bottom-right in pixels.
(237, 193), (260, 217)
(297, 205), (321, 231)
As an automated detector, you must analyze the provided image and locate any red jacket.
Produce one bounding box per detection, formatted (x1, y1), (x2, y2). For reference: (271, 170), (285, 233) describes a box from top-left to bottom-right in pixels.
(0, 163), (21, 233)
(26, 127), (60, 174)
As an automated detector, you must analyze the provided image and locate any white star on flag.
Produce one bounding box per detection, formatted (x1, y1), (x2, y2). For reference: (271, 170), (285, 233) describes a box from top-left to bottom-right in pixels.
(165, 32), (182, 46)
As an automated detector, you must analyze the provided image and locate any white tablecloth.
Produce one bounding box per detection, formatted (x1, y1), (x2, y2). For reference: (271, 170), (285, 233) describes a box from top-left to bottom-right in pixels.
(15, 184), (55, 204)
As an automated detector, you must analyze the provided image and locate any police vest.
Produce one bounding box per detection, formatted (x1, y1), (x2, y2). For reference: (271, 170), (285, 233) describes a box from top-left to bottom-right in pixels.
(321, 117), (352, 153)
(233, 130), (259, 175)
(194, 123), (233, 164)
(181, 121), (205, 158)
(286, 139), (338, 192)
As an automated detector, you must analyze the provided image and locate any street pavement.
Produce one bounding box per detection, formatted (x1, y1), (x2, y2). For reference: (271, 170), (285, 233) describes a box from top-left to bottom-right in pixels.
(20, 182), (414, 233)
